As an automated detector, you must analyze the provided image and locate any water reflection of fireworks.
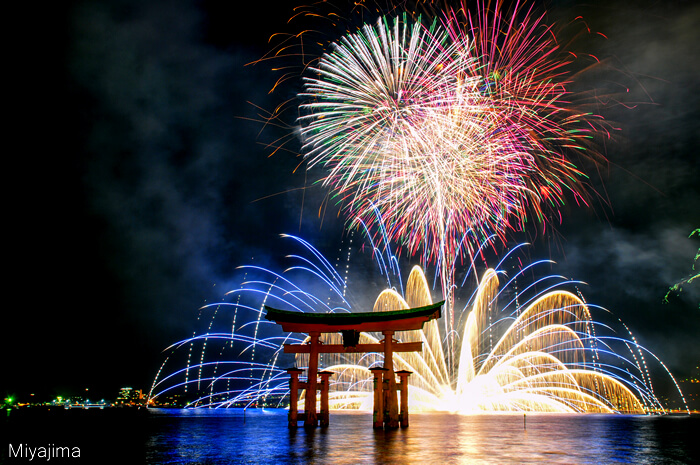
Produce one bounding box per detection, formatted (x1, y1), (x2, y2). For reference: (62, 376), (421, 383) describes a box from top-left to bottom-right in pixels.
(149, 233), (687, 414)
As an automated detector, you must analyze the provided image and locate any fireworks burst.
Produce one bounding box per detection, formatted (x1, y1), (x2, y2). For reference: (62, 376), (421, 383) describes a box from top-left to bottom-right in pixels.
(294, 2), (613, 363)
(298, 3), (609, 258)
(147, 1), (683, 418)
(299, 14), (535, 262)
(148, 233), (687, 414)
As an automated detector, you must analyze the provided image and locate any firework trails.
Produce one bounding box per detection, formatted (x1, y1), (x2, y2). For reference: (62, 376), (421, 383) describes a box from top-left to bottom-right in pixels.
(149, 234), (687, 413)
(149, 3), (685, 416)
(299, 5), (607, 258)
(298, 3), (611, 362)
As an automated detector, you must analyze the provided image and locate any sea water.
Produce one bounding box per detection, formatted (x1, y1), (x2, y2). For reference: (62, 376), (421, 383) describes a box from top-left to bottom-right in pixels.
(2, 408), (699, 464)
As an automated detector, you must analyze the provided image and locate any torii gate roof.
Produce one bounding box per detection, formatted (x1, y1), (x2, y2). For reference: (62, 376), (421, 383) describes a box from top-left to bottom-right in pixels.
(264, 301), (443, 333)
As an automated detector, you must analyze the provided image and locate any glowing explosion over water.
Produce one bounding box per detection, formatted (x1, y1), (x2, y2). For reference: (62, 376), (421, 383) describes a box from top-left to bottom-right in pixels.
(149, 233), (687, 414)
(150, 2), (687, 414)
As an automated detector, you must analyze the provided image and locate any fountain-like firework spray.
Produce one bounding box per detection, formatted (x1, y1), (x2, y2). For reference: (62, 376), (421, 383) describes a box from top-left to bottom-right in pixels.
(149, 233), (688, 414)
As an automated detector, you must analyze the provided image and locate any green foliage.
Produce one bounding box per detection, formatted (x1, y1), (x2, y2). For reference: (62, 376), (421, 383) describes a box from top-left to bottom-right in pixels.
(665, 228), (700, 309)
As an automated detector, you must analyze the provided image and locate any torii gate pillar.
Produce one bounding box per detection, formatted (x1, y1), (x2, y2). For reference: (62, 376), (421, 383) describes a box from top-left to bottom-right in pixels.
(369, 367), (387, 428)
(382, 330), (400, 428)
(396, 370), (412, 428)
(303, 332), (320, 428)
(319, 371), (333, 427)
(286, 367), (303, 428)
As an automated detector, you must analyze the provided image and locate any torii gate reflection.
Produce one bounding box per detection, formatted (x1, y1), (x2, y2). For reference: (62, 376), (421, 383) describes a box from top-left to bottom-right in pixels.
(265, 302), (443, 429)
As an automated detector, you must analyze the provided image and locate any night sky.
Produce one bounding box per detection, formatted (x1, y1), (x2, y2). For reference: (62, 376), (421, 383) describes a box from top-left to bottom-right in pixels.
(4, 0), (698, 402)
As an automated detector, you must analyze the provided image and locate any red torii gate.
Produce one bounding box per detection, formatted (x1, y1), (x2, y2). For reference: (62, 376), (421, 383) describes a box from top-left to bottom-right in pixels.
(264, 302), (443, 429)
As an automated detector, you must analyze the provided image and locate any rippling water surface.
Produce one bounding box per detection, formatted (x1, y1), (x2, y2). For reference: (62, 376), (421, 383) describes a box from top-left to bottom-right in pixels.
(2, 408), (699, 464)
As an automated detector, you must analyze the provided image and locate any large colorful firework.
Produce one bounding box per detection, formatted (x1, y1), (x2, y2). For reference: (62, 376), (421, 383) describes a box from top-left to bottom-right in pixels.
(299, 14), (535, 260)
(296, 2), (612, 362)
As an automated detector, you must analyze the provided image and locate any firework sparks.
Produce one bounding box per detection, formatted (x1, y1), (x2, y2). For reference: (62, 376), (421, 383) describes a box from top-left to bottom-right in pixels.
(147, 1), (684, 418)
(148, 234), (687, 414)
(299, 4), (608, 257)
(299, 15), (534, 260)
(296, 3), (613, 362)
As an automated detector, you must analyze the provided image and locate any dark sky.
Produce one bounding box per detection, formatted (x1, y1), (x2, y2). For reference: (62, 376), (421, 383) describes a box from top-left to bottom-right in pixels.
(4, 0), (698, 401)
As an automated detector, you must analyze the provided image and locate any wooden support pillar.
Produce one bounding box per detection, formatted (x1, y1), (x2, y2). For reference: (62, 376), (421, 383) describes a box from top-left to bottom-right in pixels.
(369, 367), (386, 429)
(318, 371), (333, 427)
(304, 332), (320, 428)
(286, 367), (303, 428)
(396, 370), (412, 428)
(382, 330), (400, 429)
